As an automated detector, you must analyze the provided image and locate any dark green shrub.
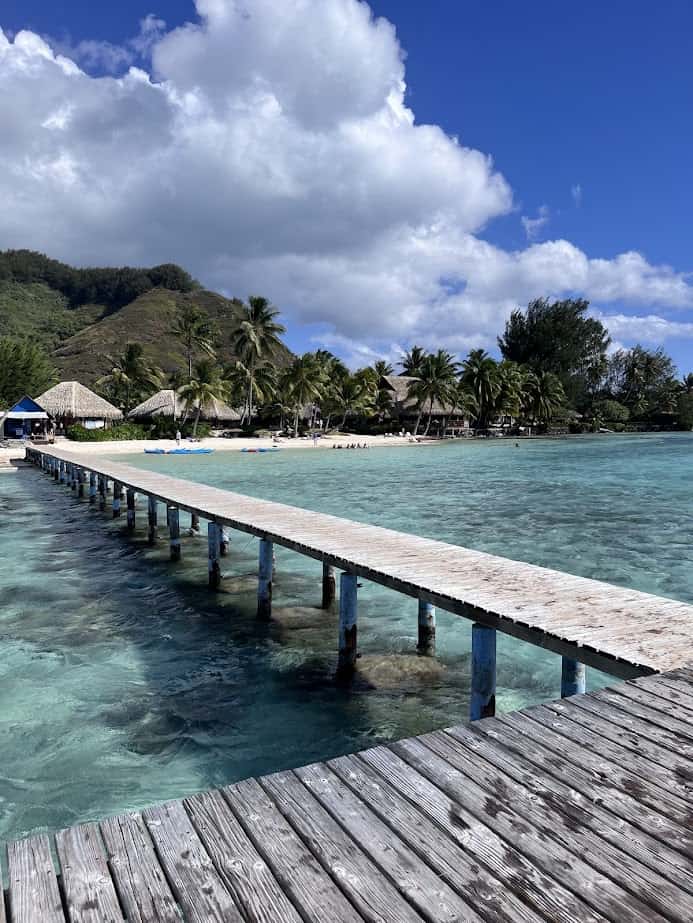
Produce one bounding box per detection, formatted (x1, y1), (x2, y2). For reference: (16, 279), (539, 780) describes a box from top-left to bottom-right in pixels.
(66, 423), (149, 441)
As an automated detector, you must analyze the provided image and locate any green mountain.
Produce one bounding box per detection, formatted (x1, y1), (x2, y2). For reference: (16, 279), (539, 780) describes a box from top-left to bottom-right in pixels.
(0, 250), (290, 386)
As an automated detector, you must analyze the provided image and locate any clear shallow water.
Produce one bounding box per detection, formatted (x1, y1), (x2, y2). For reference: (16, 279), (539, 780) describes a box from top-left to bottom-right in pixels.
(1, 433), (692, 844)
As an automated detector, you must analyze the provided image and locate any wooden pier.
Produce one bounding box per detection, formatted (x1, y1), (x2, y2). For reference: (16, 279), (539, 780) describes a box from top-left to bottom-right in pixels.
(3, 668), (693, 922)
(8, 446), (693, 921)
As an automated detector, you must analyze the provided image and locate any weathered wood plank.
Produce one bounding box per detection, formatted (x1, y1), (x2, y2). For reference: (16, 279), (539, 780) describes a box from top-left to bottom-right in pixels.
(223, 778), (364, 923)
(143, 800), (243, 923)
(357, 745), (606, 923)
(328, 753), (546, 923)
(100, 812), (181, 923)
(593, 684), (693, 734)
(55, 824), (123, 922)
(392, 735), (666, 923)
(260, 770), (424, 923)
(296, 762), (482, 922)
(429, 726), (693, 921)
(184, 789), (302, 923)
(6, 835), (64, 923)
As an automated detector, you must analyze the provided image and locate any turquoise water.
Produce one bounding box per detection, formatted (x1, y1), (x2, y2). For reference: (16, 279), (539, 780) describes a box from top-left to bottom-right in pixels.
(1, 433), (692, 844)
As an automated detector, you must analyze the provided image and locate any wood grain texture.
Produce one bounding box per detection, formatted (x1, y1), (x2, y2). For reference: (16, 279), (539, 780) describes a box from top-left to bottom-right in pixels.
(6, 835), (64, 923)
(100, 812), (181, 923)
(55, 824), (122, 922)
(142, 800), (243, 923)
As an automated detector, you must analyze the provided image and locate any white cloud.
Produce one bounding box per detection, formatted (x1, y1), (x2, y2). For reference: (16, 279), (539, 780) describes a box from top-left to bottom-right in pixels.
(0, 0), (692, 363)
(521, 205), (550, 241)
(571, 183), (582, 207)
(597, 312), (693, 345)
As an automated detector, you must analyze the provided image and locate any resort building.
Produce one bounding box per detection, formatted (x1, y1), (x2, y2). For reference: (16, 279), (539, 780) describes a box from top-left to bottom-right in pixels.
(128, 388), (241, 427)
(0, 395), (51, 441)
(36, 381), (123, 433)
(379, 374), (470, 434)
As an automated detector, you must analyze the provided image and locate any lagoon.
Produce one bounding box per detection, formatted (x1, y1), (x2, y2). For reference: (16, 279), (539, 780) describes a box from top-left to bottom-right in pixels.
(1, 433), (692, 844)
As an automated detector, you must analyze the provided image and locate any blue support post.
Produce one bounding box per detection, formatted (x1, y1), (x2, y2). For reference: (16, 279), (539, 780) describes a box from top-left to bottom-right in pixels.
(53, 459), (59, 481)
(126, 488), (136, 532)
(208, 522), (221, 589)
(70, 465), (77, 492)
(337, 572), (358, 680)
(168, 506), (181, 561)
(257, 538), (273, 619)
(98, 476), (106, 511)
(59, 462), (66, 484)
(77, 469), (85, 498)
(112, 481), (121, 518)
(89, 471), (97, 504)
(470, 622), (496, 721)
(561, 657), (586, 698)
(147, 496), (158, 545)
(417, 600), (436, 654)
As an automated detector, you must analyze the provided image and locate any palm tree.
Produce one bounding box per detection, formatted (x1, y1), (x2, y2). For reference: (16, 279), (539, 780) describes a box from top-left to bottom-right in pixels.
(97, 342), (163, 413)
(373, 359), (394, 378)
(332, 375), (373, 430)
(494, 361), (525, 420)
(230, 296), (286, 423)
(523, 371), (565, 429)
(226, 358), (277, 420)
(178, 359), (229, 436)
(450, 383), (479, 430)
(680, 373), (693, 394)
(400, 345), (426, 376)
(407, 350), (459, 435)
(284, 354), (325, 436)
(461, 349), (500, 429)
(173, 304), (216, 380)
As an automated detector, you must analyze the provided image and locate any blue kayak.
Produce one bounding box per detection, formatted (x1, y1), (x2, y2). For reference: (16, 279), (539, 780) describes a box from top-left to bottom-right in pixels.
(144, 447), (214, 455)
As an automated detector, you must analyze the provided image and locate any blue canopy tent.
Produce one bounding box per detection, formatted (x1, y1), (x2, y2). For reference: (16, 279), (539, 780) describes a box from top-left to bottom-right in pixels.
(0, 396), (50, 440)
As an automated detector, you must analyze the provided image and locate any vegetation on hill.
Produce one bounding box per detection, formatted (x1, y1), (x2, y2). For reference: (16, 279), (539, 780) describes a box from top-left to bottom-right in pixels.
(1, 248), (692, 437)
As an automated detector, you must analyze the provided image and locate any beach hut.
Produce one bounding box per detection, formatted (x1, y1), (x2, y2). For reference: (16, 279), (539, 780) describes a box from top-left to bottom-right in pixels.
(379, 375), (469, 434)
(0, 395), (50, 441)
(36, 381), (122, 433)
(128, 389), (241, 426)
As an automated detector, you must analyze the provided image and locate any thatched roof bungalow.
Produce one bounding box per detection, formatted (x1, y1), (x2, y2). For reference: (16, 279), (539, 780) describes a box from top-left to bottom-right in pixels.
(380, 375), (453, 418)
(36, 381), (122, 432)
(128, 389), (240, 425)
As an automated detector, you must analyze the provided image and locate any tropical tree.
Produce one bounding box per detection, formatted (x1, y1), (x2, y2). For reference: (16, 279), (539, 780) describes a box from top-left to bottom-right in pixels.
(178, 359), (229, 436)
(226, 358), (277, 420)
(173, 304), (216, 380)
(372, 359), (394, 378)
(400, 345), (426, 377)
(406, 350), (459, 435)
(449, 382), (479, 427)
(283, 354), (325, 436)
(230, 296), (286, 423)
(332, 375), (373, 430)
(679, 373), (693, 395)
(0, 337), (57, 407)
(523, 371), (565, 428)
(461, 349), (499, 428)
(494, 361), (525, 419)
(97, 342), (163, 413)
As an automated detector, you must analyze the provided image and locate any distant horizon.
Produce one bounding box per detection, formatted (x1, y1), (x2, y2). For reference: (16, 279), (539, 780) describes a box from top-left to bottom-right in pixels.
(1, 0), (692, 371)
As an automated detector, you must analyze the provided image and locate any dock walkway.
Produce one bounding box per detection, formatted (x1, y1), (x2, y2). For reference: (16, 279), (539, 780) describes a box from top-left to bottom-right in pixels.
(3, 668), (693, 922)
(30, 447), (693, 677)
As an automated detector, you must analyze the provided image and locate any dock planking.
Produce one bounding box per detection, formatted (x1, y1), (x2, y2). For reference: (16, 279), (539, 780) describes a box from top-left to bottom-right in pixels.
(4, 671), (693, 922)
(28, 447), (693, 678)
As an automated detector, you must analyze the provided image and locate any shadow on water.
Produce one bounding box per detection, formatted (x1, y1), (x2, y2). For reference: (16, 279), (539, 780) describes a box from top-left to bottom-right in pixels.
(1, 467), (517, 843)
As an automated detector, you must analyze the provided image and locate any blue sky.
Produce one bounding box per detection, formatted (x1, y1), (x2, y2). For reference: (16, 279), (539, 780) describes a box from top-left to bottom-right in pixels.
(2, 0), (692, 370)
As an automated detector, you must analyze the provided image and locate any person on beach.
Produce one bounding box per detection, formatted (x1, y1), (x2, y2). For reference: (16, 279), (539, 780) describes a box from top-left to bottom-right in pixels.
(176, 430), (181, 446)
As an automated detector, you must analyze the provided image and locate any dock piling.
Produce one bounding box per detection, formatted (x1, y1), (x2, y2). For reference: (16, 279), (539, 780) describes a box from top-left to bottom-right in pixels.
(322, 562), (336, 608)
(147, 496), (158, 545)
(126, 489), (136, 532)
(208, 522), (221, 589)
(337, 572), (358, 680)
(98, 476), (106, 511)
(417, 600), (436, 654)
(89, 471), (97, 504)
(219, 526), (229, 556)
(470, 622), (496, 720)
(59, 462), (66, 484)
(168, 506), (181, 561)
(77, 469), (86, 498)
(561, 657), (586, 698)
(257, 538), (273, 619)
(112, 481), (121, 518)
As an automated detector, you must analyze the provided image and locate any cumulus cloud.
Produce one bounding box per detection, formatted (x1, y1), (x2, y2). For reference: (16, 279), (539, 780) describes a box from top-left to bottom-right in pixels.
(521, 205), (550, 241)
(0, 0), (692, 362)
(597, 313), (693, 345)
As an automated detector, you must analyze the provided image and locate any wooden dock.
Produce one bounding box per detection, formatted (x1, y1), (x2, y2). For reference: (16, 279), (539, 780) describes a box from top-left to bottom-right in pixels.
(10, 446), (693, 920)
(26, 447), (693, 679)
(3, 668), (693, 922)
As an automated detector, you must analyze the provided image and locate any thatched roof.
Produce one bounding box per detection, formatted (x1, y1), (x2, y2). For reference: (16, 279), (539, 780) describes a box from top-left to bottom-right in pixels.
(380, 375), (454, 417)
(129, 389), (240, 423)
(36, 381), (123, 420)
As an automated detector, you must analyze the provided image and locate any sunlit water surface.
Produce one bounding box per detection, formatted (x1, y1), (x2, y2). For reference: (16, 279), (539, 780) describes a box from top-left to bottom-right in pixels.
(1, 433), (692, 844)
